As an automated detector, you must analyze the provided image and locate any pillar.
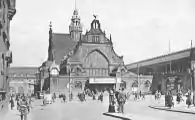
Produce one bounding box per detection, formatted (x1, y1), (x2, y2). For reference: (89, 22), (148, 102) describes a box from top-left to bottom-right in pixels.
(115, 72), (121, 91)
(81, 81), (85, 91)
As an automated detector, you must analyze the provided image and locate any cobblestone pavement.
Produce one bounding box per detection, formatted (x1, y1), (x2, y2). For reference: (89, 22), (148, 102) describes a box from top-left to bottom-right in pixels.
(2, 95), (195, 120)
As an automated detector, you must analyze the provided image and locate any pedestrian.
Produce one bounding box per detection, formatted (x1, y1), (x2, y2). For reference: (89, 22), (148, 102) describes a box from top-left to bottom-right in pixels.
(19, 98), (28, 120)
(108, 89), (115, 112)
(176, 91), (181, 104)
(63, 94), (66, 103)
(9, 97), (14, 110)
(186, 89), (192, 108)
(167, 91), (174, 108)
(139, 91), (142, 99)
(118, 88), (126, 114)
(142, 92), (145, 100)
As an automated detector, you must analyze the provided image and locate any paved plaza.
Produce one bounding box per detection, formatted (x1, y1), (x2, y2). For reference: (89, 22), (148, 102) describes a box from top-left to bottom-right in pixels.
(2, 95), (195, 120)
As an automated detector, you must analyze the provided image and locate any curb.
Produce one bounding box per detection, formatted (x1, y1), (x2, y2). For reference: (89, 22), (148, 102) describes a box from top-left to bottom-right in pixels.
(103, 112), (132, 120)
(148, 106), (195, 115)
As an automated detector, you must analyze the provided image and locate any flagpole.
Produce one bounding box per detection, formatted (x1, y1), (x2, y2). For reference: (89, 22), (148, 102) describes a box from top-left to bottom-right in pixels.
(137, 63), (139, 92)
(191, 40), (193, 92)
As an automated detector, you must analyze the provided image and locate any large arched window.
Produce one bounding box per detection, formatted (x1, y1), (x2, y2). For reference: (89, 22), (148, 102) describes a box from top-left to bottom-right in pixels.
(18, 86), (24, 94)
(144, 80), (151, 87)
(132, 80), (138, 87)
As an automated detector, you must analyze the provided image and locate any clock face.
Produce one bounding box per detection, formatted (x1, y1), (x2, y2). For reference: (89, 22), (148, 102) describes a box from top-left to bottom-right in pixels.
(50, 69), (58, 76)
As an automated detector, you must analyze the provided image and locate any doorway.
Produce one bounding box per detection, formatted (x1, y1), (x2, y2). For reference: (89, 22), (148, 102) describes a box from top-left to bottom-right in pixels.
(157, 84), (161, 91)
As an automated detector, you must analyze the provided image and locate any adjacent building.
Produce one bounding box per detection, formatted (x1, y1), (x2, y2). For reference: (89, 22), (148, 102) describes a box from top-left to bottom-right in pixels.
(126, 46), (195, 94)
(8, 67), (38, 95)
(0, 0), (16, 116)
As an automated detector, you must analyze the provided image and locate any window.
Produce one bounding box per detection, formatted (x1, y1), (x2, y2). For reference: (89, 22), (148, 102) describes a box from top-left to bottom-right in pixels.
(92, 36), (100, 43)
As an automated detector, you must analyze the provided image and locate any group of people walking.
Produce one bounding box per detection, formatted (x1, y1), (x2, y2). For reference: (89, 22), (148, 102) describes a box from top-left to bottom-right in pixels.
(164, 89), (194, 109)
(10, 93), (32, 120)
(108, 88), (127, 114)
(134, 91), (145, 101)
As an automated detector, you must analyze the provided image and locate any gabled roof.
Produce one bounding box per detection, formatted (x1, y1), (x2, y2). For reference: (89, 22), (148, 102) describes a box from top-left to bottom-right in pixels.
(126, 47), (195, 69)
(52, 33), (77, 64)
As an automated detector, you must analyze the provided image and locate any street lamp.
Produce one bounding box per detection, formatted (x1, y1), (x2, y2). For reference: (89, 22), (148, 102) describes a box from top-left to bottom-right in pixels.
(67, 64), (72, 101)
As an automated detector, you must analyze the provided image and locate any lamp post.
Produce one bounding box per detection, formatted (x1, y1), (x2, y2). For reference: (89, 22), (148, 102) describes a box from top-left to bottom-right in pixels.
(67, 64), (71, 101)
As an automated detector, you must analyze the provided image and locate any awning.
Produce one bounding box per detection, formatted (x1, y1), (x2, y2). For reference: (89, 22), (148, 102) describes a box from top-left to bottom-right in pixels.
(89, 78), (121, 84)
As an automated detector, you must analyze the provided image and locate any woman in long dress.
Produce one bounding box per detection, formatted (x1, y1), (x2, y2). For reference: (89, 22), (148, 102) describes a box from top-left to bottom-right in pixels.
(186, 89), (192, 108)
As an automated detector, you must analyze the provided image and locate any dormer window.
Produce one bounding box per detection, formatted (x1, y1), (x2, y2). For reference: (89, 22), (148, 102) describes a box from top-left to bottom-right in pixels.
(92, 36), (100, 43)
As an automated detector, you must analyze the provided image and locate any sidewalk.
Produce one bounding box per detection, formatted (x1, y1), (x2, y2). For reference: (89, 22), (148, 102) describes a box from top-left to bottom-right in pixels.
(149, 96), (195, 114)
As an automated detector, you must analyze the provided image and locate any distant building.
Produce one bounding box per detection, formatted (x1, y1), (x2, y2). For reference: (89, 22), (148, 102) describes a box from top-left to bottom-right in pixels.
(0, 0), (16, 116)
(8, 67), (38, 95)
(39, 7), (152, 93)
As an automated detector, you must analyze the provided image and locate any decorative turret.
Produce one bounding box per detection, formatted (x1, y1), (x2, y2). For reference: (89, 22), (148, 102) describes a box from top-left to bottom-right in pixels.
(69, 8), (82, 41)
(110, 34), (113, 44)
(91, 15), (101, 29)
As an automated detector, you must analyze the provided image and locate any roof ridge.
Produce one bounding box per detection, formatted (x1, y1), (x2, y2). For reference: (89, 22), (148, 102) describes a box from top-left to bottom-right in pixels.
(53, 33), (69, 35)
(126, 47), (195, 66)
(10, 67), (38, 68)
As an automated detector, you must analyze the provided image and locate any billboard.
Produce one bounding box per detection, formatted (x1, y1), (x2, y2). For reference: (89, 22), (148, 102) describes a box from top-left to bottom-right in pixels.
(89, 78), (121, 84)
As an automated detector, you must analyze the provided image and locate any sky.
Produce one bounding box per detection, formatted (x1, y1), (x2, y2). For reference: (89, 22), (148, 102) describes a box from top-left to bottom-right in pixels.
(10, 0), (195, 67)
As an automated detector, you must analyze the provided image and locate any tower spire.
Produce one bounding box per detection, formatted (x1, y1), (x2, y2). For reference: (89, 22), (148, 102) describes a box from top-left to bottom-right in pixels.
(75, 0), (77, 10)
(49, 21), (52, 34)
(69, 2), (82, 41)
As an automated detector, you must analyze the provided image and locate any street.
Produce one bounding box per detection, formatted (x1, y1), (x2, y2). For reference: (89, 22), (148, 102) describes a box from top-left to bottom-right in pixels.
(3, 95), (195, 120)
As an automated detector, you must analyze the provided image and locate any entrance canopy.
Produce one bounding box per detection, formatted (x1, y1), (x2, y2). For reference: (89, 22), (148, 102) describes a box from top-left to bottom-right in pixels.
(89, 78), (121, 84)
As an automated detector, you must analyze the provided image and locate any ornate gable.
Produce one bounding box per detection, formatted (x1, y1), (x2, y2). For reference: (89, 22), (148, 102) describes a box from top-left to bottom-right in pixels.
(62, 16), (124, 75)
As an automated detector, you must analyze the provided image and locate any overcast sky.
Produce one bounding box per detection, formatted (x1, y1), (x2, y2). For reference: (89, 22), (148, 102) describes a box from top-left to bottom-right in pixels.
(10, 0), (195, 67)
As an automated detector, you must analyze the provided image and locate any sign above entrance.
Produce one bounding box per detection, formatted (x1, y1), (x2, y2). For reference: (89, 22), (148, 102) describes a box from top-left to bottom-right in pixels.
(89, 78), (121, 84)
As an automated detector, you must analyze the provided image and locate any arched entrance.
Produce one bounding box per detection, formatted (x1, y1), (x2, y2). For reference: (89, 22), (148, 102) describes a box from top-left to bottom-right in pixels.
(132, 80), (138, 93)
(18, 86), (24, 94)
(144, 80), (151, 92)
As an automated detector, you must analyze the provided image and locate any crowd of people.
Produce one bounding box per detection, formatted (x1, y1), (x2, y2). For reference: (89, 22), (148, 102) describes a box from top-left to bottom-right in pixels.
(153, 89), (195, 109)
(134, 91), (146, 101)
(9, 93), (32, 120)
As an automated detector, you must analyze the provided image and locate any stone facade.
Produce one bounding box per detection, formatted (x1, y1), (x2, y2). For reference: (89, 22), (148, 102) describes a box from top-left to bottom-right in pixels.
(0, 0), (16, 116)
(127, 46), (195, 94)
(38, 8), (153, 94)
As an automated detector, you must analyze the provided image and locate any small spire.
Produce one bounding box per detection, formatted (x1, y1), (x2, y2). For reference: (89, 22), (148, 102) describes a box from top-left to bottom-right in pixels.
(110, 34), (112, 41)
(191, 40), (193, 49)
(49, 21), (52, 34)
